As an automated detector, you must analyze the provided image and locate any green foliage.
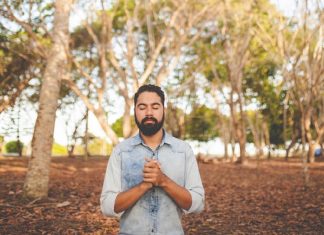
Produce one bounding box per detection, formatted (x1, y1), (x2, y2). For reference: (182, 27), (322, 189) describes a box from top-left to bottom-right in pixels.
(5, 140), (24, 154)
(112, 116), (136, 137)
(164, 103), (186, 138)
(112, 118), (123, 137)
(243, 57), (284, 145)
(185, 105), (219, 141)
(0, 1), (55, 112)
(88, 138), (113, 156)
(52, 142), (68, 156)
(0, 29), (44, 110)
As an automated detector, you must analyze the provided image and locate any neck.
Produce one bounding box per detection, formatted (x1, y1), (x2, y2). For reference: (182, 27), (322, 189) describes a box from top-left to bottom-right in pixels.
(140, 129), (164, 150)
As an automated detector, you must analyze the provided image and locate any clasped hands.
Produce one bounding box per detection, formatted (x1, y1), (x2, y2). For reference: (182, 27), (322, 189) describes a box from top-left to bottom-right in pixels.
(142, 157), (167, 188)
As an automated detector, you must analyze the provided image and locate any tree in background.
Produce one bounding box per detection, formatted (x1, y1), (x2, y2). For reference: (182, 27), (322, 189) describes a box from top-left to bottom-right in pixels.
(0, 0), (322, 167)
(185, 105), (219, 141)
(191, 0), (280, 163)
(0, 0), (50, 113)
(257, 0), (324, 162)
(5, 140), (24, 155)
(112, 115), (136, 138)
(164, 102), (186, 139)
(23, 0), (74, 199)
(63, 0), (214, 144)
(0, 135), (3, 154)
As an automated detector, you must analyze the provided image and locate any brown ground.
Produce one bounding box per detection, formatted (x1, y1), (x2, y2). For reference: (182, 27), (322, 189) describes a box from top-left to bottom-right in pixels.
(0, 156), (323, 234)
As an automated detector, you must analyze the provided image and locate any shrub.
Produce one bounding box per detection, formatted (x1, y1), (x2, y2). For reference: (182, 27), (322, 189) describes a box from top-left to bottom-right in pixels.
(5, 140), (24, 154)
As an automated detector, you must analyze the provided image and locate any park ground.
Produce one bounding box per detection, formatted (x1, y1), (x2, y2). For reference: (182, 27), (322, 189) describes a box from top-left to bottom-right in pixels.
(0, 156), (324, 234)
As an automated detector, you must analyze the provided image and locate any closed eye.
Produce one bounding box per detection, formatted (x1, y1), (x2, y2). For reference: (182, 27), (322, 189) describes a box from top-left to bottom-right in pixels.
(138, 104), (147, 110)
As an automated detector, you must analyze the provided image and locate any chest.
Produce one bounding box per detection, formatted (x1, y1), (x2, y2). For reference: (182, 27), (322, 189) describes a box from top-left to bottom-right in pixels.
(120, 146), (186, 190)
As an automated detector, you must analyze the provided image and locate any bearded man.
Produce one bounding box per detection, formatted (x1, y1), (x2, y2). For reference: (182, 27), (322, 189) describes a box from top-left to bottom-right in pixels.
(100, 84), (204, 235)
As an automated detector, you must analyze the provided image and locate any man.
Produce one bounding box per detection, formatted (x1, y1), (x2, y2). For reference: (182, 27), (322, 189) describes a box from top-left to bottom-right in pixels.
(101, 84), (204, 235)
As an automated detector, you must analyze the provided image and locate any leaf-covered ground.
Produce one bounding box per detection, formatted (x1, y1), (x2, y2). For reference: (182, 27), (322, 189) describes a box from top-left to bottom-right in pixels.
(0, 156), (323, 234)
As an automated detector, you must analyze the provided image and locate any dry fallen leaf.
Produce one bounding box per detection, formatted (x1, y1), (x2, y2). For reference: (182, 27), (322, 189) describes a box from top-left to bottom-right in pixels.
(56, 201), (71, 208)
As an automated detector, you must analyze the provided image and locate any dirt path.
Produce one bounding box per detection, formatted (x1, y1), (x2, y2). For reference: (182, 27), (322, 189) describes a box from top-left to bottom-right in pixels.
(0, 157), (323, 234)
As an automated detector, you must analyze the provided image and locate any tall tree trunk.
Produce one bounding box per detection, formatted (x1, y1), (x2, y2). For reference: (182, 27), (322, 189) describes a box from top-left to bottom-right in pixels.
(17, 98), (22, 157)
(300, 112), (309, 187)
(237, 130), (246, 163)
(237, 92), (246, 163)
(93, 109), (119, 145)
(229, 90), (246, 163)
(222, 119), (229, 160)
(122, 99), (132, 138)
(304, 109), (315, 163)
(84, 107), (89, 161)
(23, 0), (73, 199)
(230, 117), (237, 162)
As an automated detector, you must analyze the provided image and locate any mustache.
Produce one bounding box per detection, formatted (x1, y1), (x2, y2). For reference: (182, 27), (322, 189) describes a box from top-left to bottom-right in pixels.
(141, 117), (158, 125)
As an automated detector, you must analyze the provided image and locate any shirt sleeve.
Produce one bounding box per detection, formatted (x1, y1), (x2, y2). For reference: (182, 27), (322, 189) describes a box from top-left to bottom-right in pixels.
(183, 144), (205, 214)
(100, 147), (124, 218)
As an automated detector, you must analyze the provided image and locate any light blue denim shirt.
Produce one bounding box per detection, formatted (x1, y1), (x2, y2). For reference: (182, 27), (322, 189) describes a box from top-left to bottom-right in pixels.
(100, 131), (205, 235)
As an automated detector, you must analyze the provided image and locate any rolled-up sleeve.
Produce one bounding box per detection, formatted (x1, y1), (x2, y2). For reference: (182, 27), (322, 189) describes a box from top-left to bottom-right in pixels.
(100, 148), (123, 217)
(183, 145), (205, 214)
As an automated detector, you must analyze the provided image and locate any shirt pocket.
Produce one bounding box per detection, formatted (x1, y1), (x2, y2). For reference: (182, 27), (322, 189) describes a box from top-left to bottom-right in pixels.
(161, 152), (185, 187)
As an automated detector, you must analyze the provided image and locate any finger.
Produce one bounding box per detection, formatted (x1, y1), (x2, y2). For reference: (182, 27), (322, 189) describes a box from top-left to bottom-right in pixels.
(143, 177), (156, 183)
(145, 160), (161, 167)
(150, 160), (161, 168)
(143, 166), (160, 173)
(143, 168), (155, 174)
(144, 160), (157, 167)
(145, 158), (160, 165)
(143, 172), (157, 177)
(143, 164), (158, 171)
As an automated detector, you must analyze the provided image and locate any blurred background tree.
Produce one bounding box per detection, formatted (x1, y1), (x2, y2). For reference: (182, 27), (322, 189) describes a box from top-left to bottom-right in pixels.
(0, 0), (323, 197)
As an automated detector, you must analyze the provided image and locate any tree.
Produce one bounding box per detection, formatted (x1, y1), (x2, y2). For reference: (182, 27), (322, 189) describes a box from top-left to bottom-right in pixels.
(0, 135), (3, 154)
(192, 0), (279, 163)
(164, 102), (185, 139)
(185, 105), (219, 141)
(0, 0), (51, 113)
(5, 140), (23, 154)
(0, 29), (42, 113)
(257, 0), (324, 162)
(23, 0), (73, 199)
(63, 0), (213, 144)
(112, 115), (136, 138)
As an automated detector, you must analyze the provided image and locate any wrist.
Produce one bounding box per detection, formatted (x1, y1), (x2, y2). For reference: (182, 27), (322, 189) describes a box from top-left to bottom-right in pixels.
(140, 182), (153, 191)
(159, 173), (169, 188)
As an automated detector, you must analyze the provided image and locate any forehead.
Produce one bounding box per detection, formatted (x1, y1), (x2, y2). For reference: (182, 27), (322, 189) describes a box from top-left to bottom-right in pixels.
(136, 91), (162, 105)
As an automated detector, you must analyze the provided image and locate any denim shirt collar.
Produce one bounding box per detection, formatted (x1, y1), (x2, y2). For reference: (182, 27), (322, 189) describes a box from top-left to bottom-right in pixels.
(130, 129), (174, 150)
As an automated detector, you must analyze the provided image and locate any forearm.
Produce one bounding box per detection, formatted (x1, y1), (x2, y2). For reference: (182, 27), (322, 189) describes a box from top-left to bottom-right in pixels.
(114, 182), (151, 213)
(160, 175), (192, 210)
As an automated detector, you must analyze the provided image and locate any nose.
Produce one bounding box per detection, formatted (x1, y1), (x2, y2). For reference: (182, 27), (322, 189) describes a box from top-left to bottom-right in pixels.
(145, 106), (153, 116)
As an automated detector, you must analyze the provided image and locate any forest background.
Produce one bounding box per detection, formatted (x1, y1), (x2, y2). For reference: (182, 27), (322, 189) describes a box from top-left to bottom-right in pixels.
(0, 0), (323, 212)
(0, 0), (324, 234)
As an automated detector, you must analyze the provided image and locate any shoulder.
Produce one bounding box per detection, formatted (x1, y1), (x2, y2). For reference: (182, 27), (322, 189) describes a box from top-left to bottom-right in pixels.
(165, 132), (192, 153)
(113, 135), (138, 154)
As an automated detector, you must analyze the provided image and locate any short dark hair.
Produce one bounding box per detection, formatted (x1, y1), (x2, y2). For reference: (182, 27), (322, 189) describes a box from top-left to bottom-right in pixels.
(134, 84), (165, 106)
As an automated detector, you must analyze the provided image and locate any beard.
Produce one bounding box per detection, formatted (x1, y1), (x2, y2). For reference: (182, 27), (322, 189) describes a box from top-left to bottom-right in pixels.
(135, 114), (164, 136)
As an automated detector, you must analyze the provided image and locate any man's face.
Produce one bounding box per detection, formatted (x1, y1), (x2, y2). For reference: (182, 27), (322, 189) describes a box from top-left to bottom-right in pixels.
(135, 91), (164, 136)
